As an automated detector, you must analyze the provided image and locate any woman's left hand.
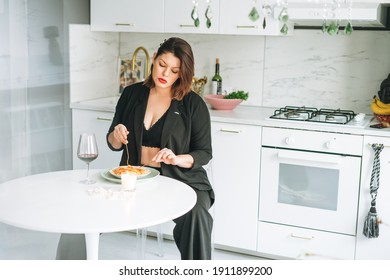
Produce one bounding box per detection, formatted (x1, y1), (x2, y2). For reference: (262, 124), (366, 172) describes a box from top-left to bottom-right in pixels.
(152, 148), (178, 165)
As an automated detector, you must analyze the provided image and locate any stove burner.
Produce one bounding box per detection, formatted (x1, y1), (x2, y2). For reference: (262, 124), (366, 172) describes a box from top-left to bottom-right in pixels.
(325, 115), (335, 121)
(284, 112), (301, 118)
(270, 106), (357, 125)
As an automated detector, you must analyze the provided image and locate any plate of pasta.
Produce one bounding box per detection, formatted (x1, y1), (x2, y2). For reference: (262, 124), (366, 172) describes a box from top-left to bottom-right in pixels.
(109, 165), (151, 178)
(101, 167), (159, 184)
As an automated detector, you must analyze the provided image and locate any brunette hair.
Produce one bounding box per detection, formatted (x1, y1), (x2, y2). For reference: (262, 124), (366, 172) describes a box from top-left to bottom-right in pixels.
(144, 37), (194, 100)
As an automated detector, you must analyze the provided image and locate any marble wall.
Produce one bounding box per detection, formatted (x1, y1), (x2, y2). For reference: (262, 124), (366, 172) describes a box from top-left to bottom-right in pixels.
(264, 30), (390, 114)
(69, 24), (119, 103)
(119, 33), (265, 106)
(70, 26), (390, 114)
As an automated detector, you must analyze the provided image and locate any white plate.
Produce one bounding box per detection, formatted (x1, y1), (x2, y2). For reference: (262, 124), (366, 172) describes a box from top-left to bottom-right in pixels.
(101, 167), (159, 184)
(109, 165), (151, 178)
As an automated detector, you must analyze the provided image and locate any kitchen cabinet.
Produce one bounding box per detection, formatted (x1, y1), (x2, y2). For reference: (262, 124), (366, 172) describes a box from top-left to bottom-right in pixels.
(211, 121), (261, 251)
(72, 109), (121, 169)
(90, 0), (164, 33)
(258, 222), (356, 259)
(164, 0), (220, 34)
(219, 0), (291, 36)
(90, 0), (292, 36)
(356, 135), (390, 260)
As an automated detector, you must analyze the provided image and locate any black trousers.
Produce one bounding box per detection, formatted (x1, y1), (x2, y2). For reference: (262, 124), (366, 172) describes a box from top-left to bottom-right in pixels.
(173, 188), (214, 260)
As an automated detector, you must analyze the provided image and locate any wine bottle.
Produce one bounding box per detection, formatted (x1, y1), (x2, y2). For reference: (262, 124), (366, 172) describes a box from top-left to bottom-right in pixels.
(212, 58), (222, 95)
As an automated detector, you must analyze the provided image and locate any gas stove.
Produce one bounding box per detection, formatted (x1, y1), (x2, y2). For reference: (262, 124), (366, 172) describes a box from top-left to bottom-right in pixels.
(269, 106), (369, 128)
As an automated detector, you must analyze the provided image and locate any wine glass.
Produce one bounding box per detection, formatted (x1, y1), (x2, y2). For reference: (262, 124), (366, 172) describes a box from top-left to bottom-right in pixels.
(77, 133), (98, 184)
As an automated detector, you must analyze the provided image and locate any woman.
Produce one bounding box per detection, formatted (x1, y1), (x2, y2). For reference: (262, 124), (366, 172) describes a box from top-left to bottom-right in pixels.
(106, 37), (214, 260)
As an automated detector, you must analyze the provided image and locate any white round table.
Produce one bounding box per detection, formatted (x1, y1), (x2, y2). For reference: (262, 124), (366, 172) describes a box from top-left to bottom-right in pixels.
(0, 169), (197, 260)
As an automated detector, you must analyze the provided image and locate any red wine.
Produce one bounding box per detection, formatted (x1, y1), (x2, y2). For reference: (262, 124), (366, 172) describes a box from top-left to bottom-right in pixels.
(78, 153), (98, 163)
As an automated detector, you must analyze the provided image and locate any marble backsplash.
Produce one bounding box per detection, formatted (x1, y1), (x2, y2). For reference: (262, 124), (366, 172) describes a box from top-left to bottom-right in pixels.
(70, 24), (390, 114)
(263, 30), (390, 114)
(69, 25), (119, 103)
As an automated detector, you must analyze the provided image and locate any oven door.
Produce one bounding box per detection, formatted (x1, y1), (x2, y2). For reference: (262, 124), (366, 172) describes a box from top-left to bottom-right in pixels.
(259, 147), (361, 235)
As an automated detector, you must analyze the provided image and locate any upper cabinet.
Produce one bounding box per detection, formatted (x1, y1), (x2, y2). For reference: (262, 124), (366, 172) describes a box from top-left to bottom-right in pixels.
(219, 0), (291, 36)
(90, 0), (291, 36)
(164, 0), (220, 34)
(90, 0), (164, 33)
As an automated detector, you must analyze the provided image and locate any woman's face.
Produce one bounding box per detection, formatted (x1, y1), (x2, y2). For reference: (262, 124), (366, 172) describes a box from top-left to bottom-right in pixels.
(152, 52), (181, 90)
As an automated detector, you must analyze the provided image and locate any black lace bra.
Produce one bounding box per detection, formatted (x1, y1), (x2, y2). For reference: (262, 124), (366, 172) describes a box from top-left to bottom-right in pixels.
(142, 110), (168, 148)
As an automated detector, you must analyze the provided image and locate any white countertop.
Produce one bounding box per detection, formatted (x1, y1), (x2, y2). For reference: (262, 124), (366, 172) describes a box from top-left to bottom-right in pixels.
(71, 96), (120, 112)
(70, 96), (390, 138)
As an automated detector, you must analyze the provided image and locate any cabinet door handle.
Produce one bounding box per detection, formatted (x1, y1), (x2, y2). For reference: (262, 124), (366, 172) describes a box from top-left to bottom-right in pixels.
(290, 233), (314, 240)
(96, 117), (112, 122)
(115, 23), (135, 27)
(179, 24), (195, 28)
(236, 25), (258, 29)
(219, 129), (241, 134)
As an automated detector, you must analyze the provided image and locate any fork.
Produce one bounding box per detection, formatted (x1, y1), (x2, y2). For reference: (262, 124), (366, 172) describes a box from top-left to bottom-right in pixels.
(125, 143), (129, 166)
(125, 143), (147, 168)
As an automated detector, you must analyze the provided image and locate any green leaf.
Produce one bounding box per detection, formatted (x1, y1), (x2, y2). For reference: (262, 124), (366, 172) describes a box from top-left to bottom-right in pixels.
(223, 91), (249, 100)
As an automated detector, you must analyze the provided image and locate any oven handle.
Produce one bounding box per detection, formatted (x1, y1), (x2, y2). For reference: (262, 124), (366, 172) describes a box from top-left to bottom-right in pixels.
(277, 150), (340, 165)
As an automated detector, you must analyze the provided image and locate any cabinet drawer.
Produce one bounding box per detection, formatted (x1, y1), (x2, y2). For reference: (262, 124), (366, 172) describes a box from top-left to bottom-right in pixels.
(257, 222), (355, 260)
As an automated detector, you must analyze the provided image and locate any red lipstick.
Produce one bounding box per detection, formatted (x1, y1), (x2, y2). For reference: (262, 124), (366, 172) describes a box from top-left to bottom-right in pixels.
(158, 78), (167, 84)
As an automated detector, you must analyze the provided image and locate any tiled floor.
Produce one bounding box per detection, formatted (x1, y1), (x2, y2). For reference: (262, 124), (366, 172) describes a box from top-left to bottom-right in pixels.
(0, 223), (268, 260)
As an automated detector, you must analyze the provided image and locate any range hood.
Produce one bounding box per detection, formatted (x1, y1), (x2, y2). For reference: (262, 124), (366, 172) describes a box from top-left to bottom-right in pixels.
(273, 2), (389, 29)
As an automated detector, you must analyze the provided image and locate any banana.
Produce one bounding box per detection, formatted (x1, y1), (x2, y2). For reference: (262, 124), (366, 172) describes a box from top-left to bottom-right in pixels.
(371, 96), (390, 115)
(373, 96), (390, 109)
(371, 103), (387, 115)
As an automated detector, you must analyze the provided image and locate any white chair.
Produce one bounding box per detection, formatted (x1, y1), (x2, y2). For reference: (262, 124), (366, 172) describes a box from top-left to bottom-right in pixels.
(136, 225), (164, 259)
(203, 161), (215, 259)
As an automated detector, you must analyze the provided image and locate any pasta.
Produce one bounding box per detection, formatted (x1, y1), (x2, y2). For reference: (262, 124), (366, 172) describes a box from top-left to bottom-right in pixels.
(112, 165), (148, 176)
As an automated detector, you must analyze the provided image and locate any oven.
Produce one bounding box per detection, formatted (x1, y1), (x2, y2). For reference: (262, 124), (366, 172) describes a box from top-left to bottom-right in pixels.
(257, 106), (370, 259)
(259, 127), (363, 235)
(257, 124), (365, 259)
(258, 106), (369, 259)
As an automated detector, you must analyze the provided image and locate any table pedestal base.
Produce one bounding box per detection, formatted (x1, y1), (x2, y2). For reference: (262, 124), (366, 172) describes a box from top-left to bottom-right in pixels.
(85, 233), (100, 260)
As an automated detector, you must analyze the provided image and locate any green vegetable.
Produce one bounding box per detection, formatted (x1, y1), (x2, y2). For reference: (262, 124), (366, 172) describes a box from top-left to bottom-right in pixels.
(223, 90), (249, 100)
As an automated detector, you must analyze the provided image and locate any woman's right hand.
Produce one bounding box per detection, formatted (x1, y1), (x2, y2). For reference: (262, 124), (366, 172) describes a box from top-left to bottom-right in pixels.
(113, 124), (129, 144)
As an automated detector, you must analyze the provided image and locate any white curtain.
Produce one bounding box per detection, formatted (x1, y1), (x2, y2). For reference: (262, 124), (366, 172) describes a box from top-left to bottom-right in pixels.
(0, 0), (88, 183)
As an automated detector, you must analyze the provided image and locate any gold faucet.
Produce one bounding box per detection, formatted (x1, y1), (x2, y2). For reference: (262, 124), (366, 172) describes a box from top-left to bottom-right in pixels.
(131, 46), (150, 77)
